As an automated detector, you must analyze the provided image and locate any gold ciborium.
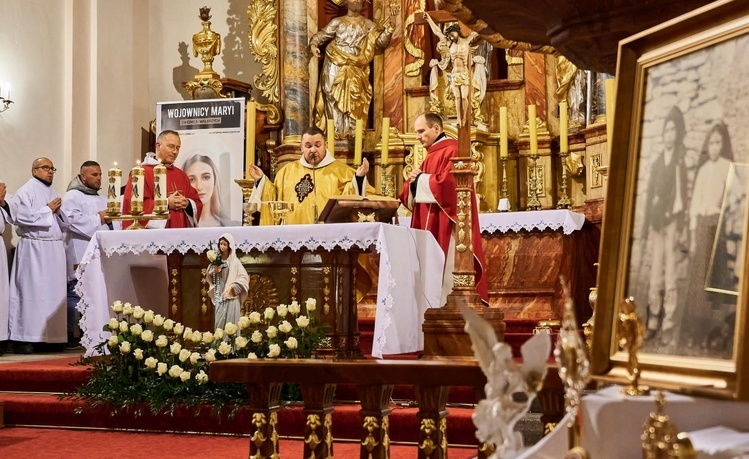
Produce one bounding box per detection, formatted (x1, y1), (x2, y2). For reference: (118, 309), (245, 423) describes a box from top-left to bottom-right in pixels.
(265, 201), (295, 225)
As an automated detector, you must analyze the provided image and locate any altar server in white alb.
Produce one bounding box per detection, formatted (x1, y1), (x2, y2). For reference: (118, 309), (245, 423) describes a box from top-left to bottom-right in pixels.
(0, 179), (11, 352)
(8, 158), (70, 354)
(62, 161), (111, 348)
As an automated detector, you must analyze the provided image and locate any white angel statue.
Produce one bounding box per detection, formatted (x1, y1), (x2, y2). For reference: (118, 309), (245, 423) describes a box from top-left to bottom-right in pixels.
(461, 305), (551, 459)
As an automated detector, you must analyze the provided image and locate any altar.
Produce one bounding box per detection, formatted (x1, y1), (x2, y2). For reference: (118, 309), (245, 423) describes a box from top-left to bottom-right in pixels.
(75, 223), (444, 359)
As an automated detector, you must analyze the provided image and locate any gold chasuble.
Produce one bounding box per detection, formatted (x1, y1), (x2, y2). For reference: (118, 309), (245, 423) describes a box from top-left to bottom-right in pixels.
(253, 152), (375, 225)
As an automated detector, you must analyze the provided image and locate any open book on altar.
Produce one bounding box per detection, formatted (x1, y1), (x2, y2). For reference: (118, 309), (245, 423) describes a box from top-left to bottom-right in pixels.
(318, 195), (400, 224)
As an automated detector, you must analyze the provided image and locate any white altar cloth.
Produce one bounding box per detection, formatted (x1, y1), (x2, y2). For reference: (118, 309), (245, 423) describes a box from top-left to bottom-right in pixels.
(398, 209), (586, 235)
(75, 223), (444, 359)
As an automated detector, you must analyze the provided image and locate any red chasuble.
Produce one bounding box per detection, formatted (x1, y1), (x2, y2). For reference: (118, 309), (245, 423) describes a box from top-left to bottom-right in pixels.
(399, 138), (489, 303)
(122, 165), (202, 229)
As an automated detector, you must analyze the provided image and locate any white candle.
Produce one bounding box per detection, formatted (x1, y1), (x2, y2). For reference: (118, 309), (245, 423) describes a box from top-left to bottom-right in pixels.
(560, 101), (569, 153)
(153, 162), (168, 213)
(130, 161), (144, 214)
(246, 100), (257, 172)
(528, 105), (538, 154)
(499, 107), (508, 158)
(107, 162), (122, 214)
(381, 117), (390, 165)
(354, 119), (363, 166)
(605, 78), (616, 155)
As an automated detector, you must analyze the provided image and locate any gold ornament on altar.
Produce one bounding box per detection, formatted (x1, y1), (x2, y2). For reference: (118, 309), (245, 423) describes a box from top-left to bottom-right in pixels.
(184, 7), (226, 99)
(618, 297), (650, 396)
(641, 392), (696, 459)
(266, 201), (295, 226)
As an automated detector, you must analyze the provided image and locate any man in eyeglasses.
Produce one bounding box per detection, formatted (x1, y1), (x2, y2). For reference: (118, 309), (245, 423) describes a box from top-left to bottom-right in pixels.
(8, 158), (70, 354)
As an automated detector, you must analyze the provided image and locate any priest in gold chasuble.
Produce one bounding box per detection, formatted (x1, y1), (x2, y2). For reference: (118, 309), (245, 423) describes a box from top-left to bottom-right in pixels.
(247, 126), (375, 225)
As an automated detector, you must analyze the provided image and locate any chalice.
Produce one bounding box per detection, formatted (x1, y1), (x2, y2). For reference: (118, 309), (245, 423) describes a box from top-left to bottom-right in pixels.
(266, 201), (295, 225)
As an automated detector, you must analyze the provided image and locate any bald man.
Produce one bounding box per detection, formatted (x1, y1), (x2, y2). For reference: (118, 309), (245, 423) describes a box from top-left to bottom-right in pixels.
(8, 158), (69, 354)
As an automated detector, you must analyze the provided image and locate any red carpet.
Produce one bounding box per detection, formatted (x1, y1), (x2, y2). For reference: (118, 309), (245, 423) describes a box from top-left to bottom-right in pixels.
(0, 427), (478, 459)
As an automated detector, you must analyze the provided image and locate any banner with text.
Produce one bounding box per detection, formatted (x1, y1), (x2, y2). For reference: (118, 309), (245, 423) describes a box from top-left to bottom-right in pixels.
(157, 98), (245, 227)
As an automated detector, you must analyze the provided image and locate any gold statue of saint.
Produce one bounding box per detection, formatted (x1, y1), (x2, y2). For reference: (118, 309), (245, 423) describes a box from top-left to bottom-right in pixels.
(193, 7), (221, 79)
(310, 0), (395, 139)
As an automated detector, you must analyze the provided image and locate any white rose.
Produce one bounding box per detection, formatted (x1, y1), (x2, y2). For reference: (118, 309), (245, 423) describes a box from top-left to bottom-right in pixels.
(179, 371), (191, 382)
(206, 249), (217, 262)
(107, 335), (119, 348)
(205, 348), (217, 362)
(288, 300), (300, 315)
(196, 370), (209, 384)
(157, 362), (168, 376)
(179, 348), (191, 363)
(143, 310), (154, 324)
(251, 330), (263, 344)
(173, 323), (184, 335)
(305, 298), (317, 312)
(155, 335), (168, 348)
(238, 316), (251, 330)
(119, 341), (131, 354)
(133, 348), (144, 360)
(266, 326), (278, 339)
(249, 311), (262, 324)
(122, 303), (133, 316)
(224, 323), (238, 336)
(119, 321), (129, 333)
(132, 306), (145, 320)
(169, 364), (183, 378)
(141, 330), (154, 343)
(267, 344), (281, 358)
(276, 304), (288, 317)
(202, 332), (214, 344)
(278, 321), (292, 334)
(163, 319), (174, 331)
(182, 327), (193, 340)
(285, 336), (298, 350)
(214, 328), (224, 340)
(129, 323), (143, 336)
(218, 341), (233, 356)
(108, 318), (119, 330)
(153, 314), (165, 327)
(296, 316), (310, 328)
(189, 352), (201, 365)
(170, 342), (182, 355)
(145, 357), (158, 369)
(191, 330), (202, 343)
(235, 336), (248, 349)
(264, 307), (275, 320)
(248, 352), (258, 360)
(111, 300), (123, 313)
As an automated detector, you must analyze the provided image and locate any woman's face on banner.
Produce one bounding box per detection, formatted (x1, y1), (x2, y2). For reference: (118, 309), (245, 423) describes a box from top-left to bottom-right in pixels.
(187, 161), (215, 207)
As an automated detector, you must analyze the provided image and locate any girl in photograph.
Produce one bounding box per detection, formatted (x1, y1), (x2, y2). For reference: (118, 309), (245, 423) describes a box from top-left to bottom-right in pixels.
(184, 153), (230, 227)
(206, 233), (249, 330)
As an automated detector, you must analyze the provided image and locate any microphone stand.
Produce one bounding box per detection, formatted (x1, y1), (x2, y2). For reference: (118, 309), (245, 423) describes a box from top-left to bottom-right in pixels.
(313, 162), (318, 223)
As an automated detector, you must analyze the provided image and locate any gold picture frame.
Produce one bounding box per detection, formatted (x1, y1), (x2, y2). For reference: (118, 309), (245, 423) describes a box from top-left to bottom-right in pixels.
(592, 0), (749, 401)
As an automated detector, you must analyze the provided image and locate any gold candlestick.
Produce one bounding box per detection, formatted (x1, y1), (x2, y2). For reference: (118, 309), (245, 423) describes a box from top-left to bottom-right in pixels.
(235, 178), (256, 226)
(380, 164), (396, 199)
(527, 153), (541, 210)
(498, 157), (511, 212)
(557, 150), (572, 209)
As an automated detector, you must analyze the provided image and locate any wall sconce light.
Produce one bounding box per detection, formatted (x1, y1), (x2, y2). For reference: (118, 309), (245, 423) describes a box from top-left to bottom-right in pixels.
(0, 85), (13, 113)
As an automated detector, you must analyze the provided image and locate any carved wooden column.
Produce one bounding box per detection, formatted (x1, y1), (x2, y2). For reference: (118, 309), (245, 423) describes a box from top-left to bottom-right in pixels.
(414, 385), (450, 459)
(301, 383), (336, 459)
(357, 384), (393, 459)
(245, 382), (283, 459)
(281, 0), (309, 136)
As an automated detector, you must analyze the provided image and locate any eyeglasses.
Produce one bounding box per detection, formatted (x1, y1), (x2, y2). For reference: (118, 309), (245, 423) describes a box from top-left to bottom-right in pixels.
(35, 166), (57, 172)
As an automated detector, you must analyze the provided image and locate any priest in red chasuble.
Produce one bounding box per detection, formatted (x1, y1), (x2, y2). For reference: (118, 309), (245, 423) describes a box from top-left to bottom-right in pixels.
(399, 113), (489, 304)
(246, 126), (375, 225)
(122, 130), (202, 229)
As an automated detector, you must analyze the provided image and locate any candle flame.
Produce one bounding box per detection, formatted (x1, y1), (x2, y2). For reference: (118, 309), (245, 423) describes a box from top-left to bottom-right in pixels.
(114, 161), (118, 167)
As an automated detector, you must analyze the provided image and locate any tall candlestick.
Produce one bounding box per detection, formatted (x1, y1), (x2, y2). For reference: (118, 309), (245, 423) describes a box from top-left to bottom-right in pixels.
(246, 100), (257, 172)
(107, 162), (122, 215)
(605, 78), (616, 155)
(381, 117), (390, 165)
(500, 107), (508, 158)
(327, 119), (335, 154)
(354, 119), (363, 166)
(153, 162), (168, 214)
(560, 101), (569, 153)
(130, 161), (144, 215)
(528, 105), (538, 154)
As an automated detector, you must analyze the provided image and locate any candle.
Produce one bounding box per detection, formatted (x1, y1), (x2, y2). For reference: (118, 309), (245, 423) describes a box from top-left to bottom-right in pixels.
(499, 107), (508, 158)
(130, 161), (144, 215)
(528, 105), (538, 154)
(246, 100), (257, 172)
(559, 100), (569, 153)
(107, 162), (122, 215)
(381, 117), (390, 165)
(153, 162), (168, 214)
(327, 118), (335, 154)
(354, 118), (363, 166)
(605, 78), (616, 154)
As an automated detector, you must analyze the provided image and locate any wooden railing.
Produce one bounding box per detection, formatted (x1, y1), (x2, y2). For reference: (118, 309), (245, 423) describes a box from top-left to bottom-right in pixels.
(210, 358), (492, 459)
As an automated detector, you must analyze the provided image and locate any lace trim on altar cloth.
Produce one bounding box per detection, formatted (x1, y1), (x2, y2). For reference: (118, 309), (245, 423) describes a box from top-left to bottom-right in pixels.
(400, 209), (586, 236)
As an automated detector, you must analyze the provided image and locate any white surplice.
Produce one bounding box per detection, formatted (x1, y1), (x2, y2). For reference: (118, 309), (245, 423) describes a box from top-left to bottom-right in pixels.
(0, 203), (10, 341)
(62, 190), (109, 282)
(9, 178), (69, 343)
